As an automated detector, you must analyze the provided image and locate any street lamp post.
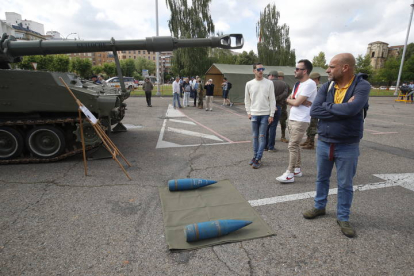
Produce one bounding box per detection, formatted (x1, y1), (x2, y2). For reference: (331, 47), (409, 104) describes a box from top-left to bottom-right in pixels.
(65, 33), (77, 40)
(394, 1), (414, 95)
(155, 0), (161, 96)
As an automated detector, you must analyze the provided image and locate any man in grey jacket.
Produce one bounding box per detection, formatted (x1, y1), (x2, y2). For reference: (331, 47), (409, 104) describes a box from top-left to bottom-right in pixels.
(142, 77), (154, 107)
(265, 71), (288, 152)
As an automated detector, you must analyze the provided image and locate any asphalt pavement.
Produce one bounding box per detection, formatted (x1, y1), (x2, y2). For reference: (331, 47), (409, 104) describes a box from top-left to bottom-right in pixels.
(0, 96), (413, 275)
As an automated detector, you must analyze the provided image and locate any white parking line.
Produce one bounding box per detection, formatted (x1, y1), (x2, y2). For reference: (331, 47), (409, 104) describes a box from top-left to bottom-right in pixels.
(249, 173), (414, 207)
(169, 119), (196, 125)
(167, 127), (223, 141)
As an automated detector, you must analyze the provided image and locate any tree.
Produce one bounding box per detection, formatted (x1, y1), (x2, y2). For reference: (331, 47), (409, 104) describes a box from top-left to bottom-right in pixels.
(134, 57), (156, 77)
(256, 3), (295, 66)
(235, 51), (258, 65)
(52, 55), (70, 72)
(103, 62), (116, 77)
(375, 56), (400, 86)
(37, 55), (55, 71)
(70, 57), (92, 79)
(18, 55), (38, 70)
(312, 52), (327, 69)
(92, 65), (104, 75)
(209, 48), (237, 64)
(166, 0), (214, 77)
(355, 54), (373, 77)
(120, 58), (136, 77)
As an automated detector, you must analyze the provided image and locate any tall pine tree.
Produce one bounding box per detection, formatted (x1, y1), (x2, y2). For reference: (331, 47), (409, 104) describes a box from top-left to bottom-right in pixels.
(256, 4), (295, 66)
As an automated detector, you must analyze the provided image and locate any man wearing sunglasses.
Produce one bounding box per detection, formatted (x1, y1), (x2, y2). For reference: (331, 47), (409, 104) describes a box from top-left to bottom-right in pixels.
(276, 59), (317, 183)
(245, 63), (276, 169)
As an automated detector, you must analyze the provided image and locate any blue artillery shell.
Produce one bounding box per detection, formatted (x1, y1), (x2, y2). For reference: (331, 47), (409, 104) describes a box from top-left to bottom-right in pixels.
(168, 178), (217, 191)
(185, 219), (252, 242)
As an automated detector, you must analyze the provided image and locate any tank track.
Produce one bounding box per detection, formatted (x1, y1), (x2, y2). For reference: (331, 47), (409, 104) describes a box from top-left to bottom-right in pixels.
(0, 118), (96, 165)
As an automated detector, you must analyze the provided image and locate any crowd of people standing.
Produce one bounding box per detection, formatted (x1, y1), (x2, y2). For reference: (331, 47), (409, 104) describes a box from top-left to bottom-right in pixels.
(244, 53), (370, 238)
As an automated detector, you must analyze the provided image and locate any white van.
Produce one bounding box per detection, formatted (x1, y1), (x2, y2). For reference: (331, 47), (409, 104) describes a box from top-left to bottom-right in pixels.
(106, 77), (137, 90)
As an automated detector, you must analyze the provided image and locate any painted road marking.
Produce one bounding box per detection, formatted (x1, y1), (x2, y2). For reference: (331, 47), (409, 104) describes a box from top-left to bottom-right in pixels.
(249, 173), (414, 207)
(167, 127), (223, 141)
(169, 119), (196, 125)
(365, 129), (398, 135)
(166, 105), (185, 118)
(156, 104), (250, 149)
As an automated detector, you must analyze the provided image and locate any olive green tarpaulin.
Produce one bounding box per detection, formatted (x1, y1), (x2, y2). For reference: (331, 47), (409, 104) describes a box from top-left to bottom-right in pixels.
(159, 180), (275, 250)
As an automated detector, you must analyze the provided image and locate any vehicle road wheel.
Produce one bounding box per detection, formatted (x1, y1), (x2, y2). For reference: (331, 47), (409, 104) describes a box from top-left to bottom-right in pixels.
(127, 85), (134, 92)
(26, 126), (66, 158)
(0, 127), (24, 160)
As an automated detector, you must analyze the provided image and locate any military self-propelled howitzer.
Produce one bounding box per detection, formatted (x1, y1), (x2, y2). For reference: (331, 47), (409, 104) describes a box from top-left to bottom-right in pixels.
(0, 33), (243, 163)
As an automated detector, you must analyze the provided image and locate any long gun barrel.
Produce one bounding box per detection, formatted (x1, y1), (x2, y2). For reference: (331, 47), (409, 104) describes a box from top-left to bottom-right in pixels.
(1, 33), (243, 65)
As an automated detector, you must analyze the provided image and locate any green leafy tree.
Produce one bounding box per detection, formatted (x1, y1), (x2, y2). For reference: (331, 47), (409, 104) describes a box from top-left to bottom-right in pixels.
(399, 43), (414, 60)
(18, 56), (38, 70)
(166, 0), (214, 77)
(103, 62), (116, 77)
(375, 56), (400, 86)
(120, 58), (136, 77)
(70, 57), (93, 79)
(235, 51), (258, 65)
(402, 55), (414, 81)
(312, 52), (327, 69)
(92, 65), (104, 75)
(355, 54), (373, 78)
(256, 3), (295, 66)
(134, 57), (156, 76)
(52, 55), (70, 72)
(37, 55), (55, 71)
(210, 48), (237, 64)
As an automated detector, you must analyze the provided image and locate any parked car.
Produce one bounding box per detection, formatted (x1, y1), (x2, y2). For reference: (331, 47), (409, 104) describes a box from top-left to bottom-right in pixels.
(389, 86), (396, 90)
(379, 86), (387, 90)
(138, 80), (145, 86)
(106, 77), (137, 90)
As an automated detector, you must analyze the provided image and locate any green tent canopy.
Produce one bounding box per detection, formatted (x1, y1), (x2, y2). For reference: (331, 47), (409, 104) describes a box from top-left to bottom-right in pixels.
(204, 64), (329, 103)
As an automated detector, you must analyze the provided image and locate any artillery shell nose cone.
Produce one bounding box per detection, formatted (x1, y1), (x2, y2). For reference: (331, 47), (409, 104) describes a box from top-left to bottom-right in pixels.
(185, 219), (252, 242)
(168, 178), (217, 191)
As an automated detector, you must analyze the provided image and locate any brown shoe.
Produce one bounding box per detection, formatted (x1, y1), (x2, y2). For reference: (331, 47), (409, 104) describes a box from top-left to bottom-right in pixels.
(337, 220), (356, 238)
(303, 208), (326, 219)
(280, 137), (289, 143)
(302, 140), (314, 150)
(300, 137), (310, 147)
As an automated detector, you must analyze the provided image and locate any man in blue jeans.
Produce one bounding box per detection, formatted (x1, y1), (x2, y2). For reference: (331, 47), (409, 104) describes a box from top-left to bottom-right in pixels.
(303, 53), (370, 238)
(245, 63), (276, 169)
(265, 71), (288, 152)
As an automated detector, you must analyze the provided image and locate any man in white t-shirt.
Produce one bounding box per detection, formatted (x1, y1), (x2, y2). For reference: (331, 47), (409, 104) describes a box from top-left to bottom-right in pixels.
(276, 59), (317, 183)
(245, 63), (276, 169)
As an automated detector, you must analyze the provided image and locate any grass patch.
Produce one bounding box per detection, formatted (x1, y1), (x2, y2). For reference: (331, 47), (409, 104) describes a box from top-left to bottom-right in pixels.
(370, 89), (398, 97)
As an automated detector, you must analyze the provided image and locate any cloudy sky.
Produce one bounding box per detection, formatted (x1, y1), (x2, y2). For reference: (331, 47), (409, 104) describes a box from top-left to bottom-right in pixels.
(2, 0), (414, 64)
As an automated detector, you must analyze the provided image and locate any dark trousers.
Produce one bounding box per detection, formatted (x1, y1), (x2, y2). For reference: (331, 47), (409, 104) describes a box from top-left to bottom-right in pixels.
(265, 106), (282, 150)
(193, 89), (197, 106)
(145, 91), (152, 106)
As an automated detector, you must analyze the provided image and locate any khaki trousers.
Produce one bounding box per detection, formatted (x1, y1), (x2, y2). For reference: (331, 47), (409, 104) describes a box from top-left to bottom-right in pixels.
(206, 96), (213, 110)
(287, 120), (309, 172)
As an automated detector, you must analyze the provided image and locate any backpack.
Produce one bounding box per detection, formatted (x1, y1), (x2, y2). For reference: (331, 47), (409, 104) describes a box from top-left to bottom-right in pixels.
(227, 82), (232, 90)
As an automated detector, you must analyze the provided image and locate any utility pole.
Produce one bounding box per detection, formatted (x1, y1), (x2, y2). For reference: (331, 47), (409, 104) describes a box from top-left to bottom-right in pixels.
(156, 0), (161, 96)
(395, 0), (414, 95)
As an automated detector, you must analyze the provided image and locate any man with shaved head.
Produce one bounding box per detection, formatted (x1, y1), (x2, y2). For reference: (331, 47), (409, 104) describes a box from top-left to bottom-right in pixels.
(303, 53), (370, 238)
